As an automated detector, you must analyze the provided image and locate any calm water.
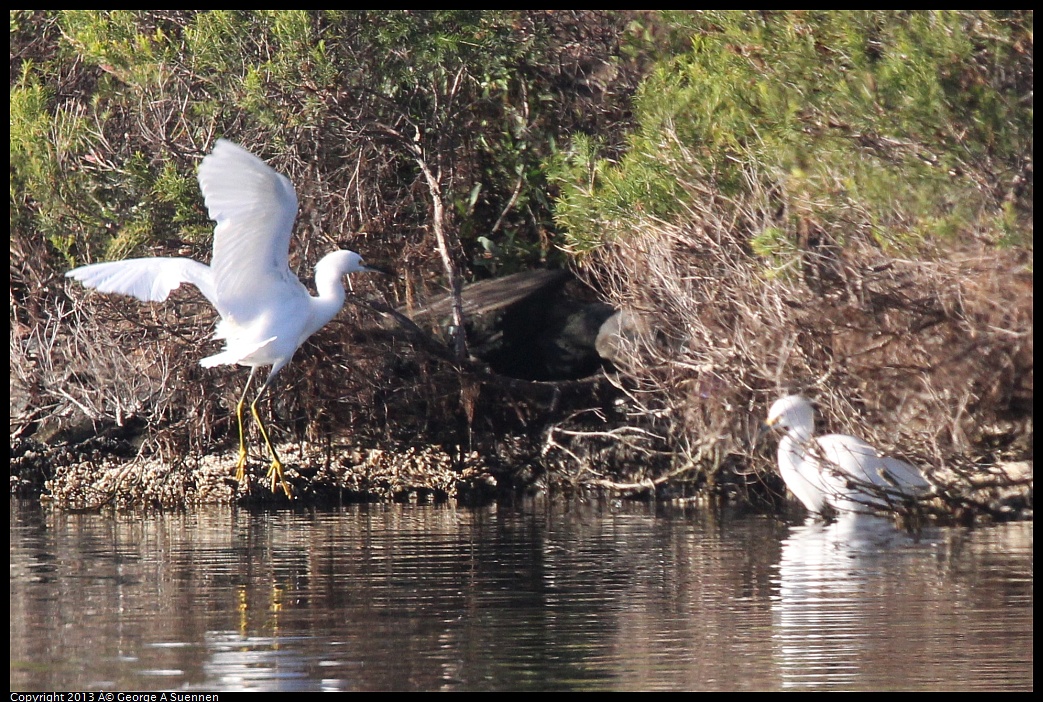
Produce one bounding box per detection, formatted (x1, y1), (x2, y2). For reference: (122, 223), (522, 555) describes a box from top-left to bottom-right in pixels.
(9, 498), (1033, 691)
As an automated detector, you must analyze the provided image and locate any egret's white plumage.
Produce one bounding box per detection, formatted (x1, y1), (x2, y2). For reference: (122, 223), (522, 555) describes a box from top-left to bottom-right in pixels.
(764, 395), (929, 515)
(66, 139), (379, 497)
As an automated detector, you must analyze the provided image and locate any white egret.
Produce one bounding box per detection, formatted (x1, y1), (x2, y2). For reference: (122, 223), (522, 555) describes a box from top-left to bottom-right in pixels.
(66, 139), (381, 498)
(763, 395), (929, 515)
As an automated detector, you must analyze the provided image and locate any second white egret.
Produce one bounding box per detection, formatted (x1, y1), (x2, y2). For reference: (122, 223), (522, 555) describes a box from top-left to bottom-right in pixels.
(763, 394), (929, 515)
(67, 139), (381, 498)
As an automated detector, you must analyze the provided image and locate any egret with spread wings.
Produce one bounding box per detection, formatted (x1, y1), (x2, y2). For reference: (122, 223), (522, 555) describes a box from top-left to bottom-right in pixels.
(67, 139), (380, 498)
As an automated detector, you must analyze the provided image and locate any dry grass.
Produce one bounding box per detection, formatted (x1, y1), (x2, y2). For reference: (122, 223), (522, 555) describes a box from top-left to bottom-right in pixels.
(558, 167), (1032, 517)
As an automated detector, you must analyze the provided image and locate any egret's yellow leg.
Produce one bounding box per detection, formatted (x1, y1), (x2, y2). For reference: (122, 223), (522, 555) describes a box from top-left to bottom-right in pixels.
(250, 397), (293, 498)
(233, 369), (256, 485)
(229, 367), (293, 499)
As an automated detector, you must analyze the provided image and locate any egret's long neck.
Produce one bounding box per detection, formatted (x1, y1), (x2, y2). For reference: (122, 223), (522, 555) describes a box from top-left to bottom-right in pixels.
(786, 419), (814, 444)
(777, 418), (815, 475)
(778, 432), (807, 468)
(305, 254), (351, 339)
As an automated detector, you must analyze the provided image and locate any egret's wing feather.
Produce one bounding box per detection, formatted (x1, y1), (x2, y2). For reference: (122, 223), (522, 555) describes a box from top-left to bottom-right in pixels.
(817, 435), (878, 481)
(66, 258), (216, 306)
(200, 335), (277, 368)
(198, 139), (300, 319)
(877, 455), (930, 490)
(818, 434), (927, 496)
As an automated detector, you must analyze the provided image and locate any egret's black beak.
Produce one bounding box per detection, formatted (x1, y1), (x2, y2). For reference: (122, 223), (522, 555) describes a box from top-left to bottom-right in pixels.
(361, 263), (394, 276)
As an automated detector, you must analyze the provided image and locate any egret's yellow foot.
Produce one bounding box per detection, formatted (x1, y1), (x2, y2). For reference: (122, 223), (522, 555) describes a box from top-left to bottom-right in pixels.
(266, 459), (294, 499)
(234, 451), (248, 485)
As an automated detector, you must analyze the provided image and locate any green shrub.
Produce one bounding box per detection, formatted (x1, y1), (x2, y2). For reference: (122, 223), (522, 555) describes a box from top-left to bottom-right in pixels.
(552, 11), (1033, 257)
(12, 11), (643, 276)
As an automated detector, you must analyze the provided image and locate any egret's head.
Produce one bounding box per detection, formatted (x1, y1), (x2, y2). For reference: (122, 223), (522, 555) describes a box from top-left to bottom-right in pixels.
(320, 249), (390, 276)
(764, 394), (815, 435)
(341, 250), (369, 273)
(340, 250), (392, 275)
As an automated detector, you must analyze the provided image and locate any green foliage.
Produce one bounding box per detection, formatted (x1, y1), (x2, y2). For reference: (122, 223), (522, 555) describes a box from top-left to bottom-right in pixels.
(11, 60), (95, 260)
(12, 11), (1030, 278)
(553, 11), (1033, 257)
(59, 10), (177, 88)
(547, 132), (684, 253)
(12, 10), (639, 275)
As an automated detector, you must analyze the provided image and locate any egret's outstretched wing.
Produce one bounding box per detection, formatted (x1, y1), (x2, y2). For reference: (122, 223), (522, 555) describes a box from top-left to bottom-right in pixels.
(66, 257), (216, 306)
(197, 139), (300, 320)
